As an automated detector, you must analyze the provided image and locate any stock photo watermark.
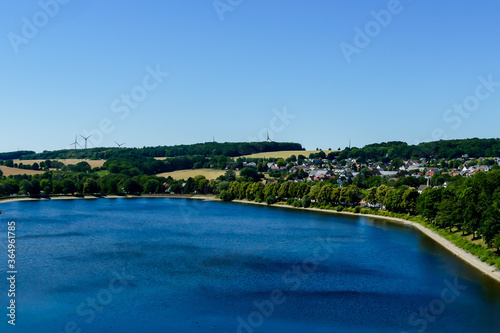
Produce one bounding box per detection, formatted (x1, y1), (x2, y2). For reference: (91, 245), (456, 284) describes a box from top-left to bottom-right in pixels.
(6, 221), (17, 326)
(57, 269), (135, 333)
(213, 0), (243, 21)
(340, 0), (411, 64)
(236, 236), (336, 333)
(81, 65), (169, 148)
(246, 106), (295, 143)
(7, 0), (72, 54)
(417, 73), (499, 144)
(401, 277), (467, 333)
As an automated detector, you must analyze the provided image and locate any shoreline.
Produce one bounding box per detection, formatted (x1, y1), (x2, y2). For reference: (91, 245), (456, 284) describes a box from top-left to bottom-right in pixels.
(1, 194), (499, 284)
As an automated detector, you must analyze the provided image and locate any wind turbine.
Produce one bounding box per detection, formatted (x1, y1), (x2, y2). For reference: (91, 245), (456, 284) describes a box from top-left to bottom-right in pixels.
(70, 136), (81, 149)
(266, 130), (272, 142)
(115, 141), (125, 148)
(80, 135), (91, 149)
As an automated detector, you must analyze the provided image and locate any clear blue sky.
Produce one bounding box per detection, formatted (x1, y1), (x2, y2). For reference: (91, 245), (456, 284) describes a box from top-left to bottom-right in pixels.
(1, 0), (499, 153)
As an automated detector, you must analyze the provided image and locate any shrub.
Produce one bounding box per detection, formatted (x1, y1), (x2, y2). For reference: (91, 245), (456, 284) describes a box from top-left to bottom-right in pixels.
(266, 195), (277, 205)
(219, 190), (234, 202)
(301, 195), (311, 208)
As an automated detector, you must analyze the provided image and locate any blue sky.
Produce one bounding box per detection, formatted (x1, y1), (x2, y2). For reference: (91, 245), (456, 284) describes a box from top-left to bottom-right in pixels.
(1, 0), (499, 153)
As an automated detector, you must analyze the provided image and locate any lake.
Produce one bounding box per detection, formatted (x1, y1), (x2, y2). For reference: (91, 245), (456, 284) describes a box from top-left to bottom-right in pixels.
(1, 198), (500, 332)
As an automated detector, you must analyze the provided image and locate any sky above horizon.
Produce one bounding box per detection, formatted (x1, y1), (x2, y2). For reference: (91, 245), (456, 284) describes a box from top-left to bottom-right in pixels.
(1, 0), (500, 153)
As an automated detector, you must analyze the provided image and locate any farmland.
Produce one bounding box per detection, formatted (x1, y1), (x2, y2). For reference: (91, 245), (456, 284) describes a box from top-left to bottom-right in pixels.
(157, 168), (226, 180)
(239, 150), (339, 160)
(14, 159), (106, 168)
(0, 165), (44, 176)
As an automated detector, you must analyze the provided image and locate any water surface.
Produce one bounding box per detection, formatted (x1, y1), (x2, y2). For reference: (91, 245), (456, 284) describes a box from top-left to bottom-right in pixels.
(1, 198), (499, 332)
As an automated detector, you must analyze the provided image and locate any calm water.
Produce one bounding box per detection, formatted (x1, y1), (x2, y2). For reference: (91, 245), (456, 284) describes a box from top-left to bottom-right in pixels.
(1, 198), (500, 333)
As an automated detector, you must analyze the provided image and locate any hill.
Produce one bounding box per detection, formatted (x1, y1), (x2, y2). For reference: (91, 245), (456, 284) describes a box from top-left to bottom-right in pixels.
(0, 142), (304, 161)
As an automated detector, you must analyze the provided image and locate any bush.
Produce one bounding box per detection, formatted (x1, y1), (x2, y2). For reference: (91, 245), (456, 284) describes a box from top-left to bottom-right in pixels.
(354, 206), (361, 213)
(266, 195), (277, 205)
(336, 205), (344, 212)
(301, 195), (311, 208)
(219, 190), (234, 202)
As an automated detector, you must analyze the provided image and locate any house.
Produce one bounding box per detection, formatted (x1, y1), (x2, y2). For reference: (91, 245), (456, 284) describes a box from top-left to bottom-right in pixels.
(418, 185), (429, 194)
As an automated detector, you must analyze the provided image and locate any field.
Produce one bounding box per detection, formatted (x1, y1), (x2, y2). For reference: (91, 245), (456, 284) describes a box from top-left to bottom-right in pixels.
(239, 150), (339, 159)
(14, 159), (106, 168)
(0, 165), (44, 176)
(157, 168), (226, 180)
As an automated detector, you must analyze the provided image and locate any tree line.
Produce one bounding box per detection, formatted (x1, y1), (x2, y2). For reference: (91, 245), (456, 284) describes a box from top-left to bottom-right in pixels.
(7, 141), (304, 161)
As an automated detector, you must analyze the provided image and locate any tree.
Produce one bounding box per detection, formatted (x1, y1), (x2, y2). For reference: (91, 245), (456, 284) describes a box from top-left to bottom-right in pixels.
(264, 182), (279, 199)
(53, 181), (63, 194)
(31, 180), (41, 196)
(123, 179), (143, 194)
(224, 170), (236, 182)
(345, 186), (361, 206)
(240, 167), (262, 182)
(331, 187), (341, 205)
(366, 188), (378, 206)
(277, 181), (293, 200)
(144, 179), (160, 193)
(480, 189), (500, 246)
(301, 195), (311, 208)
(416, 187), (443, 221)
(309, 185), (320, 201)
(40, 179), (52, 194)
(401, 188), (419, 214)
(83, 178), (100, 194)
(493, 233), (500, 252)
(247, 182), (264, 201)
(318, 184), (333, 203)
(62, 179), (76, 194)
(435, 199), (458, 232)
(184, 177), (195, 194)
(266, 195), (277, 205)
(219, 190), (233, 202)
(196, 178), (209, 194)
(20, 180), (33, 196)
(376, 185), (391, 208)
(228, 181), (241, 199)
(458, 187), (482, 236)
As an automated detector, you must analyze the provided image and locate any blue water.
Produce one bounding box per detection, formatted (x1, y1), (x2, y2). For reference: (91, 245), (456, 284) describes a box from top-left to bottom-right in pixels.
(1, 198), (499, 333)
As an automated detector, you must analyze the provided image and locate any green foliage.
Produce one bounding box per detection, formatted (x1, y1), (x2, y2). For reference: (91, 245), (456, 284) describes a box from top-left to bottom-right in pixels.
(219, 190), (233, 202)
(240, 167), (263, 182)
(83, 178), (100, 194)
(301, 195), (311, 208)
(265, 195), (277, 205)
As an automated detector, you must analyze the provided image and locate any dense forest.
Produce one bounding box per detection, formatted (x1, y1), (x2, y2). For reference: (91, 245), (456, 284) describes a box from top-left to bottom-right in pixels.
(339, 138), (500, 162)
(7, 141), (303, 161)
